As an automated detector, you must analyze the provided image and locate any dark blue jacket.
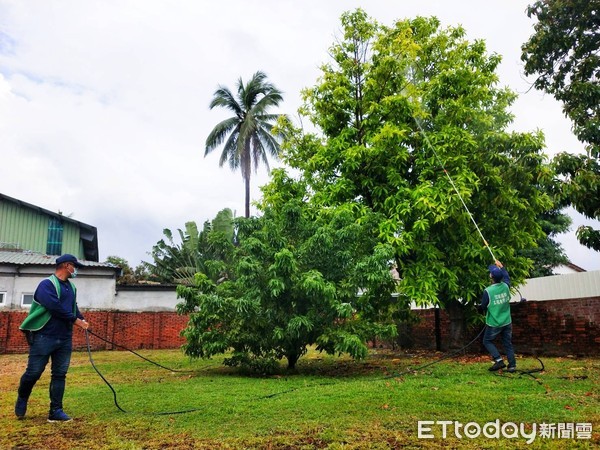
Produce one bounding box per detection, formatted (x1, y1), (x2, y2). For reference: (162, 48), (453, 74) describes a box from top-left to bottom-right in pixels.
(33, 277), (84, 336)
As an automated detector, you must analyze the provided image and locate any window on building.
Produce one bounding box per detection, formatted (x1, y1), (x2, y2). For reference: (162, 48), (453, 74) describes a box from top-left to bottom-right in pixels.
(47, 217), (63, 255)
(21, 294), (34, 308)
(0, 292), (6, 306)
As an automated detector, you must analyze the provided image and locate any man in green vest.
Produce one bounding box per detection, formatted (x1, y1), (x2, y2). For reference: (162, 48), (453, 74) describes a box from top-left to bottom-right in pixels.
(15, 254), (90, 422)
(480, 260), (516, 372)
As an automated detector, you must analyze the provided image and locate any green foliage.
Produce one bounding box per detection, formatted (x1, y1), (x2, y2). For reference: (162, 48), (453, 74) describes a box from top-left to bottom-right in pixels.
(205, 71), (286, 217)
(178, 8), (569, 373)
(146, 209), (235, 284)
(177, 170), (399, 372)
(518, 209), (571, 277)
(104, 255), (153, 285)
(552, 151), (600, 251)
(104, 255), (131, 280)
(211, 207), (235, 236)
(290, 10), (555, 307)
(522, 0), (600, 150)
(522, 0), (600, 251)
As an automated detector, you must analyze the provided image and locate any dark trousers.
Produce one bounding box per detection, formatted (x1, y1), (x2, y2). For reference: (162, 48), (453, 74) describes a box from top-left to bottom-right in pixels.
(18, 333), (73, 412)
(483, 323), (516, 367)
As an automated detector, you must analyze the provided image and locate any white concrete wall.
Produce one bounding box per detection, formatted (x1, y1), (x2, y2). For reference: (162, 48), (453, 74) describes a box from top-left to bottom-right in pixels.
(70, 274), (117, 310)
(0, 265), (118, 310)
(113, 288), (179, 311)
(0, 264), (180, 312)
(0, 271), (16, 306)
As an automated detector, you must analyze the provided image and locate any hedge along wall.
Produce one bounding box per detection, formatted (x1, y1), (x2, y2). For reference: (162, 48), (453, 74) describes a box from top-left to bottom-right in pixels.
(0, 297), (599, 355)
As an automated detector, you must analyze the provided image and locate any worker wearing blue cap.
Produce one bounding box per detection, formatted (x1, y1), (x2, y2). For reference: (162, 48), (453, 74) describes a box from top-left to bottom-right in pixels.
(15, 254), (90, 422)
(479, 260), (516, 372)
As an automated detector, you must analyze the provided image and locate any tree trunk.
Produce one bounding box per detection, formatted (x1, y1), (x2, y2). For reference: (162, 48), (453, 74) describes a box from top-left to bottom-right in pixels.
(286, 353), (299, 370)
(434, 306), (442, 351)
(445, 299), (466, 349)
(243, 141), (252, 218)
(244, 176), (250, 218)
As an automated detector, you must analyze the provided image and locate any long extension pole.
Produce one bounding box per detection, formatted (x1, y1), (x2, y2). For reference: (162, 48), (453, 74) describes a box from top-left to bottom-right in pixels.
(413, 117), (497, 262)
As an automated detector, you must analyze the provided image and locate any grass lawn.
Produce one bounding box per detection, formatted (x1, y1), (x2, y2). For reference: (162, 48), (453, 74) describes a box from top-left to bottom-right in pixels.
(1, 346), (598, 449)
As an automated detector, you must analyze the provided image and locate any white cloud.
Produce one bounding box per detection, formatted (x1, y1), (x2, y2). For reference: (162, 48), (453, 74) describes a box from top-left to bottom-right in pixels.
(0, 0), (598, 270)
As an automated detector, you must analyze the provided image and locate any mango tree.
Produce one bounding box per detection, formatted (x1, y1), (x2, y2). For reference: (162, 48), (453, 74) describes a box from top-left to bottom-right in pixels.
(176, 170), (398, 371)
(284, 10), (555, 346)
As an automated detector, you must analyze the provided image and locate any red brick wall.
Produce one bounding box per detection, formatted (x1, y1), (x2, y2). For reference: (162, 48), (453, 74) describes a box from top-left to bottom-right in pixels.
(510, 298), (600, 356)
(407, 297), (600, 356)
(1, 297), (599, 355)
(0, 311), (29, 353)
(0, 311), (189, 354)
(76, 311), (189, 352)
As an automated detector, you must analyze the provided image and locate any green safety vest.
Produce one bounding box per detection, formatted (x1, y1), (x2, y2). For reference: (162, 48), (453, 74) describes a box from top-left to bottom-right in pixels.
(484, 282), (512, 327)
(19, 275), (78, 332)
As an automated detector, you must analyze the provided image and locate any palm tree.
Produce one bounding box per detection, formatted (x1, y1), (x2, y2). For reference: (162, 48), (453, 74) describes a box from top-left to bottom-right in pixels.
(205, 71), (284, 218)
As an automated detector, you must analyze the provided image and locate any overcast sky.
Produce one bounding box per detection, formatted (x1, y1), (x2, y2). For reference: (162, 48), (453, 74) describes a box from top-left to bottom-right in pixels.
(1, 0), (598, 271)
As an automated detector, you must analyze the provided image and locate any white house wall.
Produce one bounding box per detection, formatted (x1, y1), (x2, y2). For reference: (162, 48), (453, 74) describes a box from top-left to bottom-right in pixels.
(73, 272), (117, 310)
(0, 263), (179, 312)
(0, 265), (117, 310)
(113, 289), (179, 312)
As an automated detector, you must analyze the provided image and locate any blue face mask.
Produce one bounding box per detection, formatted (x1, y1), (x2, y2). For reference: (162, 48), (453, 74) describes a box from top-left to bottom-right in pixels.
(69, 266), (78, 278)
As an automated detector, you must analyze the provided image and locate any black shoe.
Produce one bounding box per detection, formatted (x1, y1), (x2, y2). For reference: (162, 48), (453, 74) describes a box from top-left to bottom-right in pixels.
(489, 360), (506, 371)
(48, 409), (72, 423)
(15, 396), (27, 419)
(507, 366), (516, 373)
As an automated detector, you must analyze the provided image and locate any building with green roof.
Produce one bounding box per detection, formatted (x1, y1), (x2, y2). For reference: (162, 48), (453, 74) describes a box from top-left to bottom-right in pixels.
(0, 193), (98, 261)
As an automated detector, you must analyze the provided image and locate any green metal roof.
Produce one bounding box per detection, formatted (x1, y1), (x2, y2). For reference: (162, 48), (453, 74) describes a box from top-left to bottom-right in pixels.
(0, 250), (118, 270)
